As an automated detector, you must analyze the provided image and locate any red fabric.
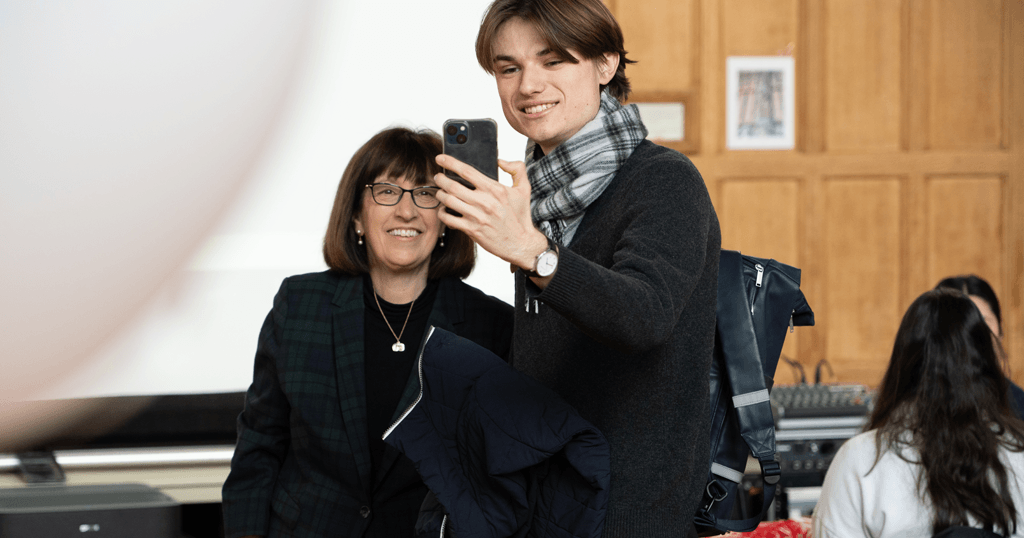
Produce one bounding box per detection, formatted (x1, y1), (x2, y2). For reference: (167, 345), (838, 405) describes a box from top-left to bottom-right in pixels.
(719, 518), (812, 538)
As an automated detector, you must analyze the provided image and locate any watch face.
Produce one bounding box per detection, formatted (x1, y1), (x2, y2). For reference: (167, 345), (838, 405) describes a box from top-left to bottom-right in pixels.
(536, 250), (558, 277)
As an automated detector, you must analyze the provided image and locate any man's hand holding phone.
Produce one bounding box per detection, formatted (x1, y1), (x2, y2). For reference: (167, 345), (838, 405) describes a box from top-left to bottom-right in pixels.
(435, 155), (551, 286)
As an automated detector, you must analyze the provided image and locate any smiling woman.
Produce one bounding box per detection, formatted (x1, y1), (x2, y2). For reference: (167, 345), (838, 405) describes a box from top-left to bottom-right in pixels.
(323, 128), (476, 288)
(354, 178), (444, 292)
(221, 127), (513, 538)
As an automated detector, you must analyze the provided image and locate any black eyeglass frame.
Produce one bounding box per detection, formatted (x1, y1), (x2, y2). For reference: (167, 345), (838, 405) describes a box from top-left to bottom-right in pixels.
(364, 183), (442, 209)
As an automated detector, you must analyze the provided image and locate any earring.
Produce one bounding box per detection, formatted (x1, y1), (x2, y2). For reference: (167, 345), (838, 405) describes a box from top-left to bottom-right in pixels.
(357, 230), (363, 246)
(439, 230), (446, 248)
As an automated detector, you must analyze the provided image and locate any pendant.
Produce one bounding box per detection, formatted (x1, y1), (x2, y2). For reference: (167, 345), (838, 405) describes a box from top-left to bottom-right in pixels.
(392, 342), (405, 352)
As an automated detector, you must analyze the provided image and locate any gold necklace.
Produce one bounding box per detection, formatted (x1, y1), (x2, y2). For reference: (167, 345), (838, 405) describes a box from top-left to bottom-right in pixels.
(373, 291), (415, 352)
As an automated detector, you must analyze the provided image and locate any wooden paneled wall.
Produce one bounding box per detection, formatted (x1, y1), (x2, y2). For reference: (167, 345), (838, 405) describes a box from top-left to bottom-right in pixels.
(609, 0), (1024, 387)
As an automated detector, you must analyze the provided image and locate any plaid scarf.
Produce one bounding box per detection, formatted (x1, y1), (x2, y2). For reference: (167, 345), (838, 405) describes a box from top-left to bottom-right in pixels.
(526, 90), (648, 245)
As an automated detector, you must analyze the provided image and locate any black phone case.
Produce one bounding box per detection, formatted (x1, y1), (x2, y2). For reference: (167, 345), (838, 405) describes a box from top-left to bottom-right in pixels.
(442, 118), (498, 190)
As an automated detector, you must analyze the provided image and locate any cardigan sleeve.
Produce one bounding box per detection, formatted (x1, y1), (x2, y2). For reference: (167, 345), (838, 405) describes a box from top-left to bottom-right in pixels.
(534, 149), (719, 355)
(221, 279), (293, 538)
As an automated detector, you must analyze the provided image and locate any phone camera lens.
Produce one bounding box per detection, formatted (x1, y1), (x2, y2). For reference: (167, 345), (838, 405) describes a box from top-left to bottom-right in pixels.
(446, 125), (458, 136)
(456, 134), (467, 144)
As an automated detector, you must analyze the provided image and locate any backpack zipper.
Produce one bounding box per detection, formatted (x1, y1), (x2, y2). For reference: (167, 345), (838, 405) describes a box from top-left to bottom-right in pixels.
(750, 263), (765, 314)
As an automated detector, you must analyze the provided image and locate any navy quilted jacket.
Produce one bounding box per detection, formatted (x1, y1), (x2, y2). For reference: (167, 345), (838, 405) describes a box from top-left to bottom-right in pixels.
(383, 327), (610, 538)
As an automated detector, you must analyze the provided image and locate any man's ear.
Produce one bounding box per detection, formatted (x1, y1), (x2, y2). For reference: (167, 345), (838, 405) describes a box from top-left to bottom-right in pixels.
(597, 52), (620, 85)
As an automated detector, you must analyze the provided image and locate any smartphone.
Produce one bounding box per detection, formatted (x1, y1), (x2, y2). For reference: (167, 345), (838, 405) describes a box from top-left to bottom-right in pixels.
(442, 118), (499, 190)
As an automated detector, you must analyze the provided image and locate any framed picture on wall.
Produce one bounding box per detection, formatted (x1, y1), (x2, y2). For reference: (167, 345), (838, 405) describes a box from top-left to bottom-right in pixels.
(726, 56), (795, 150)
(628, 92), (698, 154)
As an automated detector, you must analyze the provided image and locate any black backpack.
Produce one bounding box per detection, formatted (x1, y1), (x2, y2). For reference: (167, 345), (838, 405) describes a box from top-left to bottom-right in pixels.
(694, 250), (815, 536)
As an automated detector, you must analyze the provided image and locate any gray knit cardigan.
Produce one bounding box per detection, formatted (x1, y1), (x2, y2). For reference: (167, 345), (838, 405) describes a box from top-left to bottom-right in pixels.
(513, 140), (721, 538)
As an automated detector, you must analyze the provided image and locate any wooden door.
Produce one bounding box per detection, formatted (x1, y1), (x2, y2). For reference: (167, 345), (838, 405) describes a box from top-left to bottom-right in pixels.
(608, 0), (1024, 387)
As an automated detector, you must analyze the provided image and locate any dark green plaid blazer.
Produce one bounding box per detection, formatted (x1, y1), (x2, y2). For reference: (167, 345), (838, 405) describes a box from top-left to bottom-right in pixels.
(222, 271), (512, 538)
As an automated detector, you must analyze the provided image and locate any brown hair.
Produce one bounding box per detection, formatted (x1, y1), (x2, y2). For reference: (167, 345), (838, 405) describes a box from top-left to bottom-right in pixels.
(322, 127), (475, 279)
(475, 0), (635, 101)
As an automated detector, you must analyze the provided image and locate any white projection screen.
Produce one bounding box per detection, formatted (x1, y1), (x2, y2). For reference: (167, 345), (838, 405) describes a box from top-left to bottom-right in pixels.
(1, 0), (521, 447)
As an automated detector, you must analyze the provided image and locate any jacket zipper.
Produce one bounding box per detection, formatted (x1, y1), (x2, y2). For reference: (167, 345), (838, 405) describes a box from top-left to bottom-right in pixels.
(380, 326), (449, 537)
(382, 326), (435, 440)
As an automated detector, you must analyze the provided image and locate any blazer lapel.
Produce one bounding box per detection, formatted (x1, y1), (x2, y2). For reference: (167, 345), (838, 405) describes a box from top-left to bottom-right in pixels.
(332, 276), (373, 492)
(374, 278), (464, 489)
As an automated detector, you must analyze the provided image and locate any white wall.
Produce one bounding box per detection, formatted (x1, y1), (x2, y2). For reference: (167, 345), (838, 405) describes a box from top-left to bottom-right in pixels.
(27, 0), (524, 399)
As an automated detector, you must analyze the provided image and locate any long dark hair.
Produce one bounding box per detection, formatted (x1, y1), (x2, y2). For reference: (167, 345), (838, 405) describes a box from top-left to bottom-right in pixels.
(868, 288), (1024, 535)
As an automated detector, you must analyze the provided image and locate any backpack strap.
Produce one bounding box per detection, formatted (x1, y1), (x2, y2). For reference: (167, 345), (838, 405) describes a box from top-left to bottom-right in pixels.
(703, 250), (780, 532)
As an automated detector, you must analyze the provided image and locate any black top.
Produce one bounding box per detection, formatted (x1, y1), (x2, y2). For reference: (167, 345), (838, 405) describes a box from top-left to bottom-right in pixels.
(362, 274), (439, 475)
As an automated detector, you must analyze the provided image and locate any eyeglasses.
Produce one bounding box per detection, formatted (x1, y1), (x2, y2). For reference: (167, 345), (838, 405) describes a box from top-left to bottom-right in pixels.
(364, 183), (441, 209)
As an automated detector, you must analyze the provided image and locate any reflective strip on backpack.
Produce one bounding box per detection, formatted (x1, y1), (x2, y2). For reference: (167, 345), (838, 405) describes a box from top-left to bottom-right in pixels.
(710, 462), (744, 483)
(732, 389), (770, 408)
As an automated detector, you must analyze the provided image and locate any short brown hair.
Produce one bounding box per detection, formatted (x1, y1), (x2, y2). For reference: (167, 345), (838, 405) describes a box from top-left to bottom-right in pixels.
(322, 127), (475, 279)
(475, 0), (635, 101)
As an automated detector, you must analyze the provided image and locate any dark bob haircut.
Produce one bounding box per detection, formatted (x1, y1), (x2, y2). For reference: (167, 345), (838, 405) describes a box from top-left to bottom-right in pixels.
(322, 127), (475, 279)
(475, 0), (635, 102)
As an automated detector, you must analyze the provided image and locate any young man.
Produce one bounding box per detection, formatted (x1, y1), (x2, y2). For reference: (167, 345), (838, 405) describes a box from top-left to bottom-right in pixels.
(434, 0), (720, 535)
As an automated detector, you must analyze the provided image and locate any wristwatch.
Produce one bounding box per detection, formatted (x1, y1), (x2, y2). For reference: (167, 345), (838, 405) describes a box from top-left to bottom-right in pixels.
(524, 237), (559, 278)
